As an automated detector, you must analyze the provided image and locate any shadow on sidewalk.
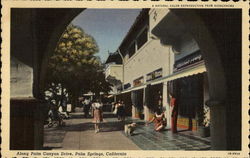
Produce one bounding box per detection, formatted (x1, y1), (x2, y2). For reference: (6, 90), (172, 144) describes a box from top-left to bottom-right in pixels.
(63, 121), (126, 132)
(44, 111), (146, 149)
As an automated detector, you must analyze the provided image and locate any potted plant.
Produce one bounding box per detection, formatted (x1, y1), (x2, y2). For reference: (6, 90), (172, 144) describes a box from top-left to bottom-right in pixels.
(197, 105), (210, 137)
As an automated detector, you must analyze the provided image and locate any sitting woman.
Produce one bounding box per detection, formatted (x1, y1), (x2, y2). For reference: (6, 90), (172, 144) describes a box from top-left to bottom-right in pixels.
(146, 108), (167, 132)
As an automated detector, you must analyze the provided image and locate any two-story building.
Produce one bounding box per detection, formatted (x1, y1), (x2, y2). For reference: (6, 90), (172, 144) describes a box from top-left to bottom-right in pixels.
(105, 9), (174, 122)
(149, 9), (210, 131)
(105, 52), (123, 95)
(106, 8), (211, 132)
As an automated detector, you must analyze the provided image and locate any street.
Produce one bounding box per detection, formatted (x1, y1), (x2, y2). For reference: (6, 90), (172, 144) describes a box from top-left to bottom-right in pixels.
(44, 108), (210, 150)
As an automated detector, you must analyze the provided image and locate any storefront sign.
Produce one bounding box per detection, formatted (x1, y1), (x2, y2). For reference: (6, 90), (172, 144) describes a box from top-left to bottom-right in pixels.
(124, 83), (131, 89)
(146, 68), (163, 82)
(174, 51), (203, 71)
(154, 68), (163, 79)
(133, 76), (144, 87)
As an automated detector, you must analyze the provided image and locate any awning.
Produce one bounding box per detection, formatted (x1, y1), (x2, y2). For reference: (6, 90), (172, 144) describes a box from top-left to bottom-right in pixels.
(151, 62), (206, 85)
(121, 85), (146, 94)
(119, 63), (206, 93)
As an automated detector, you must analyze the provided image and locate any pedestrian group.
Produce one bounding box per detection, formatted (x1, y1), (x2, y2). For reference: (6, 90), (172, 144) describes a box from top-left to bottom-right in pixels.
(47, 92), (178, 134)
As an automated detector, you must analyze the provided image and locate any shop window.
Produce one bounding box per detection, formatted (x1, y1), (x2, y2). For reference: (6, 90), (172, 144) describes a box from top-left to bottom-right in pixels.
(128, 42), (136, 58)
(137, 28), (148, 50)
(177, 74), (204, 118)
(145, 83), (163, 112)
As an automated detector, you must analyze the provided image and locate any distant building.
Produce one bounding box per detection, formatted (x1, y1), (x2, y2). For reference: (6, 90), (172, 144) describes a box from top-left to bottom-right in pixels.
(105, 52), (123, 95)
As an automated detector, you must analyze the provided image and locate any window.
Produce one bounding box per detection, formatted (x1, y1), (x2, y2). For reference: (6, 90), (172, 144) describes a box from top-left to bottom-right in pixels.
(137, 28), (148, 50)
(128, 42), (136, 58)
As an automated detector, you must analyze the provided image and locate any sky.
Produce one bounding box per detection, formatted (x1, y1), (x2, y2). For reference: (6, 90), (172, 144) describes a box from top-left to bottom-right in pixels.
(71, 9), (141, 62)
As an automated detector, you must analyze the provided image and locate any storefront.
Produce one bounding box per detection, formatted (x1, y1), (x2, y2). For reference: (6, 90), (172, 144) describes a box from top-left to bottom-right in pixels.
(165, 48), (209, 131)
(131, 89), (144, 119)
(168, 73), (207, 131)
(144, 83), (163, 120)
(121, 92), (132, 116)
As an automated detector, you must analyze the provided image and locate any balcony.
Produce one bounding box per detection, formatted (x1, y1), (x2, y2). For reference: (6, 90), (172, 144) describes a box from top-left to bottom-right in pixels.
(105, 64), (123, 84)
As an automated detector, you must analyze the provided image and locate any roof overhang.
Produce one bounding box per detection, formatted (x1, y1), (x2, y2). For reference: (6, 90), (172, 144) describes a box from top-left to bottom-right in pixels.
(105, 52), (122, 64)
(151, 11), (186, 47)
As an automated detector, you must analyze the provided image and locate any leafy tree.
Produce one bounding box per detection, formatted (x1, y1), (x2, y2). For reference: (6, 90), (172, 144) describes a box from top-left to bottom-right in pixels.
(44, 24), (111, 110)
(89, 64), (112, 98)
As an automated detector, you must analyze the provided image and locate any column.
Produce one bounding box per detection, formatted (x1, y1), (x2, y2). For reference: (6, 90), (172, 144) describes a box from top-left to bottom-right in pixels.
(10, 58), (45, 150)
(163, 82), (171, 128)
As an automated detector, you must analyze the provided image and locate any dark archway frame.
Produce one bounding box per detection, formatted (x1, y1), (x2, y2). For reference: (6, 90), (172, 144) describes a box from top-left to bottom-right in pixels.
(11, 8), (241, 150)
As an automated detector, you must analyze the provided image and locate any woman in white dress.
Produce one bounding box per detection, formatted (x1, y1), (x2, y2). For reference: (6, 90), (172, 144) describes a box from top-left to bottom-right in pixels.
(92, 99), (103, 133)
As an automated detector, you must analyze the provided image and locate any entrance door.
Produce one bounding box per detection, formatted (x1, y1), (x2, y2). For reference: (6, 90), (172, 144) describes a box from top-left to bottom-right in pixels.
(131, 89), (144, 119)
(136, 89), (144, 120)
(122, 92), (132, 116)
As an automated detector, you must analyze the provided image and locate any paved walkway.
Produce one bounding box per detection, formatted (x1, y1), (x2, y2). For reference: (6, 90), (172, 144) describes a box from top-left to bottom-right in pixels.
(44, 109), (140, 150)
(126, 123), (211, 150)
(44, 108), (210, 150)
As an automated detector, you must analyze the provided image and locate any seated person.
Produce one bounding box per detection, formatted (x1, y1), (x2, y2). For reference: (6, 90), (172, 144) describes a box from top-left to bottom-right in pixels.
(48, 105), (61, 122)
(58, 105), (70, 119)
(146, 108), (166, 132)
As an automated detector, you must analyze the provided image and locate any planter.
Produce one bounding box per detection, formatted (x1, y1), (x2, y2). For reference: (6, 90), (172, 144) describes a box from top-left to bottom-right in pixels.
(198, 126), (210, 137)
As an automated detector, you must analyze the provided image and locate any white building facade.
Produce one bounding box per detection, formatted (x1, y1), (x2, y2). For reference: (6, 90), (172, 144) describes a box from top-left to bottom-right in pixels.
(105, 9), (174, 124)
(105, 8), (210, 132)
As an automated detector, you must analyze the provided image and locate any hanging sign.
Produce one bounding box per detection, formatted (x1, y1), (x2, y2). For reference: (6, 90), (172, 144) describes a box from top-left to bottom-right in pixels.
(133, 76), (144, 87)
(146, 68), (163, 82)
(174, 51), (203, 71)
(154, 68), (163, 79)
(124, 83), (131, 89)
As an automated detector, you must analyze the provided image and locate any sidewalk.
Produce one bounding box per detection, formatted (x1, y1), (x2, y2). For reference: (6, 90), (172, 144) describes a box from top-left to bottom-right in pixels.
(44, 109), (211, 150)
(125, 124), (211, 150)
(44, 109), (140, 150)
(104, 116), (211, 150)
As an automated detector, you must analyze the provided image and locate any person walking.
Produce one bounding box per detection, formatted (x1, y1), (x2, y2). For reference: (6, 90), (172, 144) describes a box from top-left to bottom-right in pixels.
(116, 100), (124, 121)
(118, 101), (126, 121)
(170, 93), (178, 133)
(83, 98), (91, 118)
(112, 101), (118, 115)
(92, 99), (103, 133)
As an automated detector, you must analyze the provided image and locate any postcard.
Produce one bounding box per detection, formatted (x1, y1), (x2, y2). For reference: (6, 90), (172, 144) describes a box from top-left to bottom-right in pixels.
(1, 0), (249, 158)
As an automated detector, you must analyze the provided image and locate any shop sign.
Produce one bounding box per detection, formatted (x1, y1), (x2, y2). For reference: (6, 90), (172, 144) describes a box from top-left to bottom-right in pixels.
(124, 83), (131, 89)
(146, 68), (163, 82)
(174, 51), (203, 71)
(133, 76), (144, 87)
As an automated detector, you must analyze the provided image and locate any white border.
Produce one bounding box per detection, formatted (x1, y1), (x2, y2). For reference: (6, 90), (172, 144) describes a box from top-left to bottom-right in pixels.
(1, 1), (249, 158)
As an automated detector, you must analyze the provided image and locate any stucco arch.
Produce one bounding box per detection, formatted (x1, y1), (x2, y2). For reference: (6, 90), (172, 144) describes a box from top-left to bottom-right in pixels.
(36, 9), (85, 98)
(169, 9), (241, 150)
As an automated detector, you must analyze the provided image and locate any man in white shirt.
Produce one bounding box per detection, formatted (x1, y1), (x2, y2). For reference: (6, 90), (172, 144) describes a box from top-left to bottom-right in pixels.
(83, 98), (91, 118)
